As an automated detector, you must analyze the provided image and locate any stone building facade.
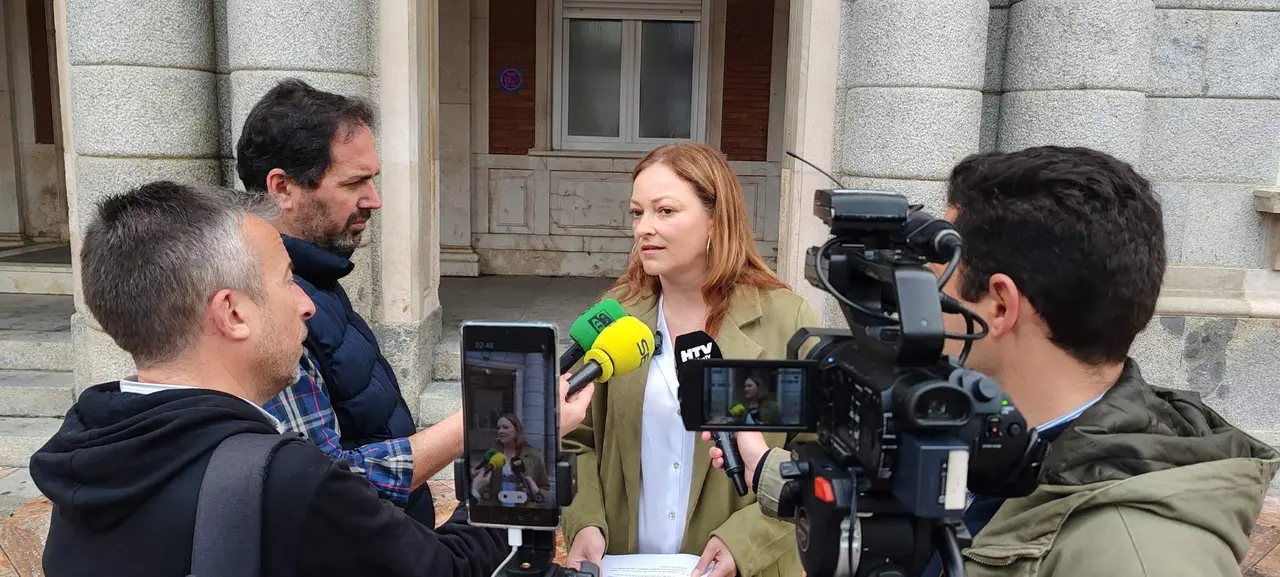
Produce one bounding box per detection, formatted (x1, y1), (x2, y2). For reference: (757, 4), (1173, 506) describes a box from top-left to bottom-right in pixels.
(0, 0), (1275, 460)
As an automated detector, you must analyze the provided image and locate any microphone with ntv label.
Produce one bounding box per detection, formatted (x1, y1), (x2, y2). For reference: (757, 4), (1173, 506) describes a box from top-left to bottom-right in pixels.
(673, 331), (749, 497)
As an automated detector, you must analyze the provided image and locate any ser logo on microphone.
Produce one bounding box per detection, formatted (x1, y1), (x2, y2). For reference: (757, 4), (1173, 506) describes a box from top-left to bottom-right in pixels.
(680, 343), (713, 363)
(636, 338), (651, 362)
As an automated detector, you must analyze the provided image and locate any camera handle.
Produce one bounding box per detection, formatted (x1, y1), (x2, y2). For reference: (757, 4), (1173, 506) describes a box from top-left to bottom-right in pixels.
(454, 452), (599, 577)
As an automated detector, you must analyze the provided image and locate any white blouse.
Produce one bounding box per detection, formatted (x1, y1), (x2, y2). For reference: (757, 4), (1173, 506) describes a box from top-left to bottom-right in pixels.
(636, 296), (697, 554)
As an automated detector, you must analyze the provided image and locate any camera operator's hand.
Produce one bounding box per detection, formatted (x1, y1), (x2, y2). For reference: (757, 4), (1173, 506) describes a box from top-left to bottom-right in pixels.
(558, 372), (594, 437)
(701, 431), (769, 492)
(565, 526), (605, 571)
(692, 536), (736, 577)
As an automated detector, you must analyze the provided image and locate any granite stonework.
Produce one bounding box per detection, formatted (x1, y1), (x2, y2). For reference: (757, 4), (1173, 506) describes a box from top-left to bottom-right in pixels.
(1133, 316), (1280, 443)
(60, 0), (403, 393)
(832, 0), (986, 250)
(373, 305), (443, 425)
(999, 0), (1151, 166)
(64, 0), (223, 393)
(66, 0), (215, 69)
(1142, 98), (1280, 186)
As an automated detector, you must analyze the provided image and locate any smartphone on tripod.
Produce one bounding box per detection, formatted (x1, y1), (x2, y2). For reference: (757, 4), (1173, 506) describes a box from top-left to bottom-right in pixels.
(460, 321), (562, 531)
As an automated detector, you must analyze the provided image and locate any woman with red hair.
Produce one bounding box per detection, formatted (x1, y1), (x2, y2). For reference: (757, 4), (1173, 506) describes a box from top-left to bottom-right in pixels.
(563, 142), (818, 577)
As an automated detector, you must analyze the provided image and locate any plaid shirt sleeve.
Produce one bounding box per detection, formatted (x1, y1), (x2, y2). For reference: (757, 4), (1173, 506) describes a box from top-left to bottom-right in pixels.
(264, 349), (416, 504)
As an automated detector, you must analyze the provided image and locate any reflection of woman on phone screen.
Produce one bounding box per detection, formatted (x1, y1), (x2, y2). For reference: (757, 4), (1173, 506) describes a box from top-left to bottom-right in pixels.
(470, 413), (549, 507)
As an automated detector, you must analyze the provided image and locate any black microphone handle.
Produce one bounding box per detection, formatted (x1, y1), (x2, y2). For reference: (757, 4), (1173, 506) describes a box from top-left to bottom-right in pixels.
(565, 360), (603, 399)
(559, 342), (585, 373)
(713, 432), (748, 496)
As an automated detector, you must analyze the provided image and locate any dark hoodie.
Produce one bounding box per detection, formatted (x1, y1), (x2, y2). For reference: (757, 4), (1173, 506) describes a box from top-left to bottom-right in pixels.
(30, 382), (508, 577)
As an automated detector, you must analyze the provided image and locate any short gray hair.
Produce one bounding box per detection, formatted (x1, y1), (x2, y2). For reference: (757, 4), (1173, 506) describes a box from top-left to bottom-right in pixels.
(80, 181), (283, 367)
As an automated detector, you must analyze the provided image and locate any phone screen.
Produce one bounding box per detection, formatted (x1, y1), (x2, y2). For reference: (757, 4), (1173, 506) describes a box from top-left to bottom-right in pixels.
(460, 322), (560, 529)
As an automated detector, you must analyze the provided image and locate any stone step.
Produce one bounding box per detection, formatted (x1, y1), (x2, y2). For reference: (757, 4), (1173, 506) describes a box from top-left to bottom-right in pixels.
(0, 330), (72, 372)
(432, 341), (460, 381)
(0, 418), (63, 468)
(420, 381), (461, 482)
(0, 468), (43, 518)
(417, 380), (460, 428)
(0, 370), (75, 418)
(0, 262), (74, 295)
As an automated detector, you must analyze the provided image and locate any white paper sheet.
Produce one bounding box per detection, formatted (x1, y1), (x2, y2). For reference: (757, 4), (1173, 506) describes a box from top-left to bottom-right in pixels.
(598, 554), (713, 577)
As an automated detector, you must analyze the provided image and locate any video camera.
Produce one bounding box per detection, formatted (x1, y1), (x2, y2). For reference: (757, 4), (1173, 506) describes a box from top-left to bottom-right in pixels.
(678, 157), (1049, 577)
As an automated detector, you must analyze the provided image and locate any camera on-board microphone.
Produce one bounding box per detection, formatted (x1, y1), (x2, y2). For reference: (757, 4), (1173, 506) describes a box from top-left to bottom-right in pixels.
(676, 154), (1049, 577)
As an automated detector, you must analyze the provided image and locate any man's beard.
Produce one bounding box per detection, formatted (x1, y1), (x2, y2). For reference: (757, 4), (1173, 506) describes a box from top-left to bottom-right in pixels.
(295, 199), (372, 253)
(255, 321), (306, 399)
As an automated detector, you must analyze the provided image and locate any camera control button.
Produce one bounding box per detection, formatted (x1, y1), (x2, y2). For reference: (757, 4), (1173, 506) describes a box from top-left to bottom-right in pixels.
(985, 416), (1002, 438)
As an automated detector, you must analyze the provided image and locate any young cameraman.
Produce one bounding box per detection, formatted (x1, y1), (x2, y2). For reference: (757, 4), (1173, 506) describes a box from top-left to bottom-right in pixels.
(706, 146), (1280, 576)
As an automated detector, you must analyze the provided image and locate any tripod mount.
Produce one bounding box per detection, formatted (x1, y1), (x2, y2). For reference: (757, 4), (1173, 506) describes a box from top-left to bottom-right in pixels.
(777, 442), (971, 577)
(455, 452), (599, 577)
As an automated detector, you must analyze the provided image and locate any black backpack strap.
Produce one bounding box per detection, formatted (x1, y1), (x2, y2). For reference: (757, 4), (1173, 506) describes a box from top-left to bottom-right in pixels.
(187, 432), (292, 577)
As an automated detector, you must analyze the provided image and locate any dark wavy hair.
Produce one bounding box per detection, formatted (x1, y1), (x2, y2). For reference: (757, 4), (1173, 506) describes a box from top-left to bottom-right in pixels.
(235, 78), (375, 192)
(945, 146), (1166, 366)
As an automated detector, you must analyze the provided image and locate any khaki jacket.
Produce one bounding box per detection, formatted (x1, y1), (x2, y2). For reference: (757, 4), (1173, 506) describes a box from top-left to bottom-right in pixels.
(756, 358), (1280, 577)
(562, 284), (819, 577)
(963, 359), (1279, 576)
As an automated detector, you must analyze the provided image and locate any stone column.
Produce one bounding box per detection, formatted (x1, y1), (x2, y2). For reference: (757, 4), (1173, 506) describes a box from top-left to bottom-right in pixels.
(224, 0), (377, 319)
(439, 0), (480, 276)
(816, 0), (986, 328)
(998, 0), (1153, 165)
(777, 0), (843, 322)
(371, 0), (442, 419)
(0, 10), (22, 245)
(64, 0), (220, 390)
(836, 0), (987, 217)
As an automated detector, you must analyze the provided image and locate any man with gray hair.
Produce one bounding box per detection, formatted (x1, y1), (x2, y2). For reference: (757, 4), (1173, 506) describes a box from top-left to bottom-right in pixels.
(26, 181), (524, 576)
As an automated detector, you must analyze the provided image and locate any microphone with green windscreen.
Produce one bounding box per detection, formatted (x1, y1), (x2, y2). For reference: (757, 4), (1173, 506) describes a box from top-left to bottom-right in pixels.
(558, 298), (628, 373)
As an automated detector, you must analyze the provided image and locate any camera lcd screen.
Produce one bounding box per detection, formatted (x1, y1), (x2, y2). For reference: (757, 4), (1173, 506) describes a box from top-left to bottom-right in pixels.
(701, 364), (809, 429)
(461, 323), (559, 529)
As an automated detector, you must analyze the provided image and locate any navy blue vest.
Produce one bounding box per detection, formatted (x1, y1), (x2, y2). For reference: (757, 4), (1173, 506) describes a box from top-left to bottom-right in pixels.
(282, 235), (417, 447)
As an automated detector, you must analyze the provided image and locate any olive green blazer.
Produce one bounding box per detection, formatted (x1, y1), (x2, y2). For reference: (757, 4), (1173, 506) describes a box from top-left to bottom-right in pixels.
(562, 284), (820, 577)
